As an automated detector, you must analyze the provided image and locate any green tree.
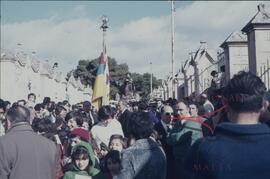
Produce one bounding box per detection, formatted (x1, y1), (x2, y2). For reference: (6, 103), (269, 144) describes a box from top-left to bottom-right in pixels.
(68, 56), (162, 100)
(131, 72), (162, 98)
(69, 57), (129, 99)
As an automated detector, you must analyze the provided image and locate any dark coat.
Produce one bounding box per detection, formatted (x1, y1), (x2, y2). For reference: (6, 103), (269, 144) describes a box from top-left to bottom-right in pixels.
(154, 121), (176, 179)
(184, 122), (270, 179)
(0, 122), (57, 179)
(118, 109), (132, 138)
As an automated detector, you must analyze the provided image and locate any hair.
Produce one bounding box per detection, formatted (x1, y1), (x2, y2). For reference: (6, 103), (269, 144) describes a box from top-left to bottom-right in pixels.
(129, 112), (154, 140)
(34, 103), (44, 111)
(17, 99), (26, 106)
(104, 150), (122, 172)
(0, 99), (6, 112)
(7, 104), (30, 124)
(47, 101), (55, 113)
(223, 71), (266, 113)
(109, 134), (127, 149)
(138, 101), (148, 111)
(28, 93), (36, 100)
(188, 101), (199, 108)
(72, 146), (92, 170)
(55, 105), (66, 116)
(32, 116), (57, 133)
(3, 101), (11, 109)
(160, 105), (173, 114)
(42, 97), (51, 106)
(211, 70), (218, 77)
(83, 101), (91, 108)
(65, 111), (84, 127)
(177, 99), (189, 108)
(98, 105), (113, 121)
(62, 100), (70, 106)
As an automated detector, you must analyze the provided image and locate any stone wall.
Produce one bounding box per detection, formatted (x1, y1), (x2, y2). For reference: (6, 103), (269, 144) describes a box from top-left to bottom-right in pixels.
(0, 49), (92, 104)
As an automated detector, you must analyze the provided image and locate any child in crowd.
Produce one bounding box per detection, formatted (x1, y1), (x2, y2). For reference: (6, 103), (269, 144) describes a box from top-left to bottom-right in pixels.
(63, 142), (104, 179)
(108, 134), (127, 152)
(104, 150), (122, 179)
(99, 135), (126, 173)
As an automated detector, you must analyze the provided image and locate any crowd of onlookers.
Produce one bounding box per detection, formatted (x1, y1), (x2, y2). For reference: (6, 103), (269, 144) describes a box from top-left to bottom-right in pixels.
(0, 71), (270, 179)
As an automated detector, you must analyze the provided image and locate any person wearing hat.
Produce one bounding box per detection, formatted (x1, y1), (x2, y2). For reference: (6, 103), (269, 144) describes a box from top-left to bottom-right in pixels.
(70, 128), (90, 147)
(63, 141), (105, 179)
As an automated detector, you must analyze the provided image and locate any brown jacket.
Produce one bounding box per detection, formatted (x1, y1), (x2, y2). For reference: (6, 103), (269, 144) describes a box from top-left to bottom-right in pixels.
(0, 122), (57, 179)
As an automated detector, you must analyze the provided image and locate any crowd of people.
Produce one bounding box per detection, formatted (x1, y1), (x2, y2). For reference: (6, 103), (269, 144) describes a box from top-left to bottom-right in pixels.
(0, 71), (270, 179)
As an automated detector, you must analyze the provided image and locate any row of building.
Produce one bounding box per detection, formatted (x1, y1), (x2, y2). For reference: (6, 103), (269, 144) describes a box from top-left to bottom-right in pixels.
(0, 49), (93, 104)
(161, 3), (270, 100)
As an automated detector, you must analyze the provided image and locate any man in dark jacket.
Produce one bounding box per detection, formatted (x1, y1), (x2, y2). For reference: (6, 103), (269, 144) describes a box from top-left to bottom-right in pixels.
(118, 100), (132, 138)
(184, 71), (270, 179)
(0, 104), (57, 179)
(154, 105), (176, 179)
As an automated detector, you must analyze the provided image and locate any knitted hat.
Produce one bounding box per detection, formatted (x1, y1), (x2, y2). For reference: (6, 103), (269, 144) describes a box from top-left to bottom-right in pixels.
(70, 128), (90, 142)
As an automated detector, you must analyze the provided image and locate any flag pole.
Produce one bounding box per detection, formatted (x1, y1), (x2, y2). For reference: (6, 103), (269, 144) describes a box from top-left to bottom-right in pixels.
(171, 0), (175, 99)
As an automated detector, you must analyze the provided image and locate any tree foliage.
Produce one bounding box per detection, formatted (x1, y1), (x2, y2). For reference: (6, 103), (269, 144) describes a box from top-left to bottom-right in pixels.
(69, 56), (161, 99)
(131, 72), (162, 98)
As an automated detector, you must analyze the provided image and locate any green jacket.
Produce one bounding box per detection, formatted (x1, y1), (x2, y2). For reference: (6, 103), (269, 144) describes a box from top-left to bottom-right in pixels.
(63, 141), (105, 179)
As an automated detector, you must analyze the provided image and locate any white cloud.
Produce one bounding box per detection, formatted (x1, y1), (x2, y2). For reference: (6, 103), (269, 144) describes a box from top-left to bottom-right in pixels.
(1, 2), (269, 79)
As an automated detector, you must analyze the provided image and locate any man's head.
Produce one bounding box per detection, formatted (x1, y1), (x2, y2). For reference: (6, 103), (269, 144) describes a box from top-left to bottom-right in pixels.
(6, 104), (30, 128)
(175, 101), (190, 117)
(189, 102), (199, 116)
(0, 99), (6, 120)
(42, 97), (51, 108)
(82, 101), (91, 112)
(55, 105), (67, 119)
(62, 100), (71, 112)
(34, 103), (45, 118)
(129, 112), (154, 140)
(223, 71), (268, 120)
(211, 70), (218, 77)
(28, 93), (36, 103)
(98, 105), (113, 125)
(161, 105), (174, 124)
(200, 94), (208, 104)
(118, 100), (128, 112)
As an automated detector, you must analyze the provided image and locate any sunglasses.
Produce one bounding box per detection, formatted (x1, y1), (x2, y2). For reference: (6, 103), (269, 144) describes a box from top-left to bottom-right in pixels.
(165, 112), (173, 116)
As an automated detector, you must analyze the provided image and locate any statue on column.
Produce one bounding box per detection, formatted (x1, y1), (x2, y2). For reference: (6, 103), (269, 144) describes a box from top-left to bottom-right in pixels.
(119, 73), (135, 101)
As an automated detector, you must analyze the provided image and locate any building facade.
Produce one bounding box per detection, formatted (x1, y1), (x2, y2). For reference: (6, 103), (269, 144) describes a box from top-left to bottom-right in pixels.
(0, 49), (92, 104)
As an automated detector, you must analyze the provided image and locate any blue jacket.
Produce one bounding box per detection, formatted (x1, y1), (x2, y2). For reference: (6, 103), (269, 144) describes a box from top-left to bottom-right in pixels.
(114, 138), (166, 179)
(184, 122), (270, 179)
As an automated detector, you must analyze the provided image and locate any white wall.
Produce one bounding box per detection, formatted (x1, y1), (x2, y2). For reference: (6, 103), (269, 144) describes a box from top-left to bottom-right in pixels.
(255, 30), (270, 74)
(0, 50), (91, 104)
(228, 44), (249, 77)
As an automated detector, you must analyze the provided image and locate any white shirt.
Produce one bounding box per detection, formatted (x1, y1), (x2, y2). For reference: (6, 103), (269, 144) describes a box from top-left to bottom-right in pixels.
(91, 118), (124, 148)
(0, 121), (5, 136)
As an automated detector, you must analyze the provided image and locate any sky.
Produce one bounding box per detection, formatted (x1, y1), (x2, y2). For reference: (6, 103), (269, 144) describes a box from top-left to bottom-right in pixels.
(1, 1), (269, 79)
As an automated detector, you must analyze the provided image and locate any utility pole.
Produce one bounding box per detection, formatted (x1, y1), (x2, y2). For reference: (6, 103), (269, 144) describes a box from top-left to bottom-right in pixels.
(150, 62), (153, 98)
(171, 0), (175, 98)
